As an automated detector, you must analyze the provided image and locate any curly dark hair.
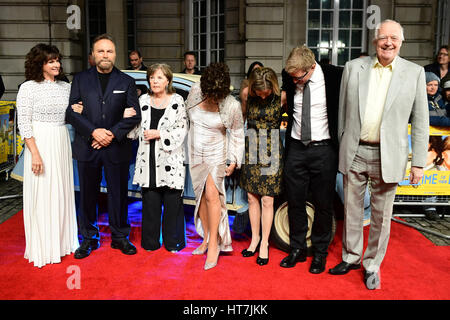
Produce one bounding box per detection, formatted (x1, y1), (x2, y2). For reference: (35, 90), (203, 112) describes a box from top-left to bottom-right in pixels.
(200, 62), (230, 102)
(24, 43), (65, 82)
(429, 136), (444, 166)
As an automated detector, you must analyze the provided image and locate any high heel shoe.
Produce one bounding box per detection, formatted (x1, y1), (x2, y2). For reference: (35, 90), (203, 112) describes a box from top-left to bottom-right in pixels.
(256, 243), (269, 266)
(192, 243), (208, 255)
(204, 246), (220, 271)
(241, 240), (260, 258)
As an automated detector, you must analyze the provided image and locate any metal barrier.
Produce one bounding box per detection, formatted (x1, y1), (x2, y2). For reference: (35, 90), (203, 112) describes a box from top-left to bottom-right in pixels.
(0, 101), (21, 200)
(391, 125), (450, 239)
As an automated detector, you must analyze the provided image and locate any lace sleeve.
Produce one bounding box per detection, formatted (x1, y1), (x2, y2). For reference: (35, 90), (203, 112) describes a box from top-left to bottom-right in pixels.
(226, 98), (245, 168)
(16, 82), (34, 139)
(185, 82), (204, 110)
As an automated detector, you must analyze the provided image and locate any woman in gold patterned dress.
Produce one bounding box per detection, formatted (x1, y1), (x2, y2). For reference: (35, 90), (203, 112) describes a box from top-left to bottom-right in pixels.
(239, 67), (284, 265)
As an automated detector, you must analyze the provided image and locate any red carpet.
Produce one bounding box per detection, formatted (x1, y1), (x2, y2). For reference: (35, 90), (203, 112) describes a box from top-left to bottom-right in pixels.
(0, 202), (449, 300)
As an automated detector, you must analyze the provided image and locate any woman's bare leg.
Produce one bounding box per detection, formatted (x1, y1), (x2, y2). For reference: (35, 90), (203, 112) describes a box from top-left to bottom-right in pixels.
(246, 192), (261, 251)
(204, 174), (222, 265)
(259, 196), (274, 259)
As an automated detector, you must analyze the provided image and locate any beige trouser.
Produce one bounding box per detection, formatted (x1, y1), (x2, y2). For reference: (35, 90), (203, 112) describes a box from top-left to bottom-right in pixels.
(342, 144), (398, 273)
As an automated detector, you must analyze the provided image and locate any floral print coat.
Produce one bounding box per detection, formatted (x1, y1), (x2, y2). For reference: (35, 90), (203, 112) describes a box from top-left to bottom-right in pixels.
(128, 93), (188, 189)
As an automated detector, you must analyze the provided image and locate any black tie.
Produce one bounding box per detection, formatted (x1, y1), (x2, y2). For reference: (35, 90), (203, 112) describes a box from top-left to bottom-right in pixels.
(301, 81), (311, 146)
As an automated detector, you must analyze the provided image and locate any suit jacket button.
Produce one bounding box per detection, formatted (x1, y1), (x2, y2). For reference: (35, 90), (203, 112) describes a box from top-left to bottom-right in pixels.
(102, 114), (106, 119)
(102, 101), (105, 104)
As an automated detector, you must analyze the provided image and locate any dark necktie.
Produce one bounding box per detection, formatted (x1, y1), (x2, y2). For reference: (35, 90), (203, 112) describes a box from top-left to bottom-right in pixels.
(301, 81), (311, 146)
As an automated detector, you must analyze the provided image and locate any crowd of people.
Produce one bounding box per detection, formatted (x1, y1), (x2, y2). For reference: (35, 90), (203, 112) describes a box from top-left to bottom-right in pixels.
(423, 45), (450, 220)
(13, 19), (448, 291)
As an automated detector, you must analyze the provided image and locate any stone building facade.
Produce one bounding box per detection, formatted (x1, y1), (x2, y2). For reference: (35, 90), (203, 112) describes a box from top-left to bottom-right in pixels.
(0, 0), (448, 100)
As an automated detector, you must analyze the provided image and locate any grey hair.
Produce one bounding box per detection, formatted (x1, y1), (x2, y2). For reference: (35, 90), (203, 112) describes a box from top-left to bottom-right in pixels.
(374, 19), (405, 41)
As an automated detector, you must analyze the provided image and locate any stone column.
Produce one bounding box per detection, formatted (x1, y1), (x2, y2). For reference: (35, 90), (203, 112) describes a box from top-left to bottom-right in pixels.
(245, 0), (285, 76)
(105, 0), (127, 69)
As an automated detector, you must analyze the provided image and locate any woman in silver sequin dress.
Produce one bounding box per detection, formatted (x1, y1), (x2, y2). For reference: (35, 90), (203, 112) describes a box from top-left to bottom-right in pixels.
(186, 63), (245, 270)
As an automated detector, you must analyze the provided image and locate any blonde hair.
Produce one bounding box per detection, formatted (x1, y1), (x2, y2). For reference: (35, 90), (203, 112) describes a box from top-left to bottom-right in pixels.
(248, 67), (280, 97)
(285, 46), (316, 74)
(147, 63), (176, 94)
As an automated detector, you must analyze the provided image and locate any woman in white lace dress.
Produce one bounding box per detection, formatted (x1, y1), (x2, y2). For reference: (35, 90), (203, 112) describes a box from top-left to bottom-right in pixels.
(16, 44), (79, 268)
(186, 63), (245, 270)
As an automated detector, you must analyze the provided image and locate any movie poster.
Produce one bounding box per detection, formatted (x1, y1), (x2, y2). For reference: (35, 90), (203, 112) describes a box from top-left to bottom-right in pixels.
(397, 126), (450, 196)
(0, 101), (18, 167)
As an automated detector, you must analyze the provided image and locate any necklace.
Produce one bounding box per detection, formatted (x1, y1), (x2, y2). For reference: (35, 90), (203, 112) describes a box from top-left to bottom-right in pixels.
(151, 95), (169, 109)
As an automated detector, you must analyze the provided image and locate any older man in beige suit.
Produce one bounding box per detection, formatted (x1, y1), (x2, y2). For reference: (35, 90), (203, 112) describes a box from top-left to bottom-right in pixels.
(328, 20), (429, 289)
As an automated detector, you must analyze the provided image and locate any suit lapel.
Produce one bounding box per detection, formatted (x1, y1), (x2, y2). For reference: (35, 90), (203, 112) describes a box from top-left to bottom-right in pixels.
(383, 57), (406, 116)
(358, 57), (372, 124)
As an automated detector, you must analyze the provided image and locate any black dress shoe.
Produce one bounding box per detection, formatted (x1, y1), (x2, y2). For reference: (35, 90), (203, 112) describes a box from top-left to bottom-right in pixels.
(364, 270), (380, 290)
(328, 261), (361, 275)
(111, 239), (137, 255)
(280, 248), (307, 268)
(256, 256), (269, 266)
(74, 239), (100, 259)
(241, 241), (260, 258)
(309, 256), (326, 274)
(256, 244), (269, 266)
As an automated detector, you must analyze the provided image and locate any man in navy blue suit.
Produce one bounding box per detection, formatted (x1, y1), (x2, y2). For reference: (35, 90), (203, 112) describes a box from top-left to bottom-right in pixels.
(66, 34), (141, 259)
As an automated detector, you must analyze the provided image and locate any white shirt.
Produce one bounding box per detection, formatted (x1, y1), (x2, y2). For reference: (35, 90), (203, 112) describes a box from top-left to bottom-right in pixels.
(360, 56), (396, 143)
(291, 63), (330, 142)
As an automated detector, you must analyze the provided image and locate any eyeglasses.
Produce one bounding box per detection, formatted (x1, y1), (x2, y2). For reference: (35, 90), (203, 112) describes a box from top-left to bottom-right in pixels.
(290, 69), (310, 82)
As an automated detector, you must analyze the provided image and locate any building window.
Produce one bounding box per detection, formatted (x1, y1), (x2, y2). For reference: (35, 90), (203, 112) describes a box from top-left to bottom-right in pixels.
(190, 0), (225, 69)
(307, 0), (367, 66)
(86, 0), (106, 49)
(126, 0), (137, 54)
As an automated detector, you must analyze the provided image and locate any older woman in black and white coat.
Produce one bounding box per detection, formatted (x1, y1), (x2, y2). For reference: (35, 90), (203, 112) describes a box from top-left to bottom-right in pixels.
(128, 63), (188, 252)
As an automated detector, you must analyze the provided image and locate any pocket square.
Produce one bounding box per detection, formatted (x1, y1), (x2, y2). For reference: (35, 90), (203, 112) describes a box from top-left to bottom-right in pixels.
(113, 90), (125, 94)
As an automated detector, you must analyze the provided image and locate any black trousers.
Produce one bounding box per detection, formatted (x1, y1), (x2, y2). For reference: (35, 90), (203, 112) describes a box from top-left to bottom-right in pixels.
(77, 157), (131, 242)
(141, 186), (186, 251)
(284, 138), (337, 257)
